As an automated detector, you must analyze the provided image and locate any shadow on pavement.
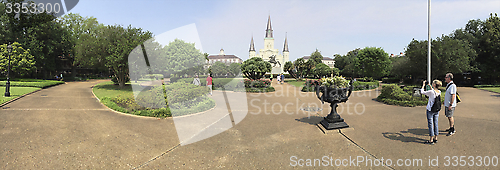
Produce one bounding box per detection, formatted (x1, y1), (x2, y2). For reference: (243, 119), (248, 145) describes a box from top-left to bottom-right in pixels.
(295, 116), (324, 125)
(382, 131), (427, 144)
(401, 128), (428, 136)
(492, 95), (500, 97)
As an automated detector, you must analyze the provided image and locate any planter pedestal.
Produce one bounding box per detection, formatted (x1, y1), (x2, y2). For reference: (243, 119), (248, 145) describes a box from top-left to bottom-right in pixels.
(316, 82), (353, 130)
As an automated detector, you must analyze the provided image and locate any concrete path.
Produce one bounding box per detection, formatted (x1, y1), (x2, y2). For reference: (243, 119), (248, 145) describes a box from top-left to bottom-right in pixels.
(1, 79), (499, 169)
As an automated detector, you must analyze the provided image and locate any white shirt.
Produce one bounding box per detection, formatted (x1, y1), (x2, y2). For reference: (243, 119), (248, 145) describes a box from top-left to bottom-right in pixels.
(444, 81), (457, 107)
(420, 88), (440, 112)
(193, 78), (201, 86)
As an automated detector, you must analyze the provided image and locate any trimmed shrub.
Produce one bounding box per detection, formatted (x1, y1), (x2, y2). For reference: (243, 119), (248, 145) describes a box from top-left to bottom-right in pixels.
(352, 81), (379, 91)
(244, 79), (271, 88)
(376, 84), (427, 107)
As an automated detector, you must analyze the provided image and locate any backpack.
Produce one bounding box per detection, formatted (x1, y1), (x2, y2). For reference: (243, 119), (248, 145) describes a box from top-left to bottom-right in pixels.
(431, 92), (441, 112)
(446, 82), (461, 103)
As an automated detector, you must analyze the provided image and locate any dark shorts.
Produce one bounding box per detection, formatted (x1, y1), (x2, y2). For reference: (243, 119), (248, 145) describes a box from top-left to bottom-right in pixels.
(445, 107), (455, 117)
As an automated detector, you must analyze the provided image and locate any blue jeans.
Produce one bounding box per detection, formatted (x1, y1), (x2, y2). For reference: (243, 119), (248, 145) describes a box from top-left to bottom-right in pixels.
(426, 110), (439, 136)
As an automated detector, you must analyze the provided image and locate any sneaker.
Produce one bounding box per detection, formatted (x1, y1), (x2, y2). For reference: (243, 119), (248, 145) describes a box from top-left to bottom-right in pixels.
(445, 128), (451, 132)
(446, 130), (455, 136)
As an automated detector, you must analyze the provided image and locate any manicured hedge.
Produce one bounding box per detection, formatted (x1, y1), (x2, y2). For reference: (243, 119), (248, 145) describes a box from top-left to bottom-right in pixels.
(0, 80), (64, 88)
(352, 81), (379, 91)
(376, 84), (428, 107)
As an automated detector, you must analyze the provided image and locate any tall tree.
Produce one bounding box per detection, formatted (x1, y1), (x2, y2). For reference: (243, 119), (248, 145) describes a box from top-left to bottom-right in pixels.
(98, 25), (152, 87)
(58, 13), (102, 78)
(356, 47), (392, 78)
(210, 61), (228, 77)
(477, 13), (500, 83)
(405, 36), (476, 81)
(293, 58), (307, 79)
(228, 63), (241, 77)
(310, 49), (323, 64)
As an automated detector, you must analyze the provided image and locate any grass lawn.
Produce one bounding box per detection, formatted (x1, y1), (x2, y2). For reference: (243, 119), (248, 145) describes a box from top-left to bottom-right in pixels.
(92, 81), (134, 99)
(478, 87), (500, 93)
(0, 86), (41, 105)
(285, 79), (304, 87)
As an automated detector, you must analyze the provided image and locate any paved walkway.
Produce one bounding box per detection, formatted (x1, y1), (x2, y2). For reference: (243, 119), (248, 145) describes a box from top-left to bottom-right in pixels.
(1, 79), (499, 169)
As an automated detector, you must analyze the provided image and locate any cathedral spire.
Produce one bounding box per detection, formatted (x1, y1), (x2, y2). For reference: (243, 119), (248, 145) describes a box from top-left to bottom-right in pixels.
(283, 33), (289, 52)
(249, 36), (255, 52)
(265, 15), (273, 38)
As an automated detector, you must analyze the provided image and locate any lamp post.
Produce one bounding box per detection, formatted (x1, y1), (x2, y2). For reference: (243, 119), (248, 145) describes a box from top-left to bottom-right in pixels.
(5, 43), (12, 97)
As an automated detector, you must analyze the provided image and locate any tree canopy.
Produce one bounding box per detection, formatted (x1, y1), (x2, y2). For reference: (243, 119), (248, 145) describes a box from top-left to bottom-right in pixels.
(241, 57), (271, 80)
(356, 47), (392, 78)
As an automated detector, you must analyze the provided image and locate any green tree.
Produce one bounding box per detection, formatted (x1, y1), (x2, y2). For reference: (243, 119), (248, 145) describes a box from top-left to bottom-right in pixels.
(356, 47), (392, 78)
(284, 61), (298, 79)
(211, 61), (228, 77)
(332, 67), (340, 77)
(405, 36), (476, 81)
(293, 58), (307, 79)
(160, 39), (205, 77)
(58, 13), (103, 78)
(241, 57), (271, 80)
(228, 63), (241, 77)
(305, 59), (316, 77)
(388, 56), (410, 80)
(335, 48), (361, 78)
(0, 42), (35, 77)
(313, 63), (331, 78)
(477, 13), (500, 83)
(1, 0), (70, 78)
(310, 49), (323, 64)
(99, 25), (152, 87)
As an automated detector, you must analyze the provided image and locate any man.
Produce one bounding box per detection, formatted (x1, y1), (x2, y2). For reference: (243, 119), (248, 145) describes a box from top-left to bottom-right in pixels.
(192, 75), (201, 86)
(444, 73), (457, 136)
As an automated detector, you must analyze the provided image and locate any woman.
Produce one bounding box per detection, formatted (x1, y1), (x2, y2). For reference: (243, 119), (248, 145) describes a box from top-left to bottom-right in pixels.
(420, 80), (442, 145)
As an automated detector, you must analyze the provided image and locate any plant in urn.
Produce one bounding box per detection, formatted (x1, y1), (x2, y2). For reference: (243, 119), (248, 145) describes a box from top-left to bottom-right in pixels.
(315, 76), (353, 130)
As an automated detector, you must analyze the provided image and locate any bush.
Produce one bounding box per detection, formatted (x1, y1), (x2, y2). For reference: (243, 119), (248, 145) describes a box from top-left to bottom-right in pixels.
(164, 82), (209, 104)
(244, 79), (271, 88)
(356, 77), (374, 82)
(376, 84), (427, 107)
(170, 95), (216, 116)
(352, 81), (379, 91)
(301, 79), (319, 92)
(244, 86), (275, 93)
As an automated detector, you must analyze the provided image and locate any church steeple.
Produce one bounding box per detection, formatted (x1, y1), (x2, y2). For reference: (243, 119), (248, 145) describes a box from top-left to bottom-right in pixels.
(249, 36), (255, 52)
(283, 33), (289, 52)
(265, 15), (273, 38)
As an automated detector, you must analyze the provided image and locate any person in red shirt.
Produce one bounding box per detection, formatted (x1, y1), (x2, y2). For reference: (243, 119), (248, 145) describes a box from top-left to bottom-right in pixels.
(206, 74), (213, 96)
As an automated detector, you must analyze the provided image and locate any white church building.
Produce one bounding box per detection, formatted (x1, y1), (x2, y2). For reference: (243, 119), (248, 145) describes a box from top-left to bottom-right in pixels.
(249, 15), (289, 74)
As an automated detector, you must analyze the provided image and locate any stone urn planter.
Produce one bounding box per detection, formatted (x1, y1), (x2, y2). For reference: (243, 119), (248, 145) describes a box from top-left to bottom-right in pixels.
(315, 80), (353, 130)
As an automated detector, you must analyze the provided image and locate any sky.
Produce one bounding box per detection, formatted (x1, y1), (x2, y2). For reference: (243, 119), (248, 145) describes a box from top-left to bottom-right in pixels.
(67, 0), (499, 61)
